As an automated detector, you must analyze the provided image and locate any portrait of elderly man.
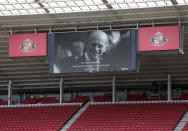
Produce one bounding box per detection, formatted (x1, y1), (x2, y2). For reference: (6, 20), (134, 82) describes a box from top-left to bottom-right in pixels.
(72, 30), (110, 72)
(78, 30), (108, 63)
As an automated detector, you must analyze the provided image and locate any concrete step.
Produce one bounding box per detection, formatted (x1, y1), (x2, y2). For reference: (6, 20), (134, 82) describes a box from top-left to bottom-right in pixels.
(60, 101), (91, 131)
(174, 110), (188, 131)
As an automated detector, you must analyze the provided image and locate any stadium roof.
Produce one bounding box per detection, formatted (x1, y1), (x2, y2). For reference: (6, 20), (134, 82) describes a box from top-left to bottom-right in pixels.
(0, 0), (187, 16)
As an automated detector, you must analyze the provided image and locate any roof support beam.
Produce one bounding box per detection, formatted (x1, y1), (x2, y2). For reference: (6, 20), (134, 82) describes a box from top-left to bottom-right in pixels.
(170, 0), (185, 21)
(35, 0), (50, 13)
(170, 0), (178, 5)
(102, 0), (113, 9)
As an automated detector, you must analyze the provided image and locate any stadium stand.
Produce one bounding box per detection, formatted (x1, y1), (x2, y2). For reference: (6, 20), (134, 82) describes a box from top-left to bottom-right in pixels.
(94, 94), (111, 102)
(0, 99), (7, 105)
(1, 1), (188, 131)
(68, 102), (188, 131)
(0, 104), (80, 131)
(65, 96), (89, 103)
(21, 97), (58, 104)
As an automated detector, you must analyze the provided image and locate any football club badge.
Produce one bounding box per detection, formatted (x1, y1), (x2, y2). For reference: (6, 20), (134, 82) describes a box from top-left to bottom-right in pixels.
(20, 38), (36, 52)
(150, 31), (168, 47)
(138, 26), (179, 52)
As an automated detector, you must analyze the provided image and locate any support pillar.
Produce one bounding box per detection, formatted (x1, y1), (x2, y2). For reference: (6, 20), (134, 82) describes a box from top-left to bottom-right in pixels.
(60, 77), (64, 103)
(168, 74), (171, 101)
(124, 89), (128, 101)
(112, 76), (116, 102)
(8, 80), (12, 105)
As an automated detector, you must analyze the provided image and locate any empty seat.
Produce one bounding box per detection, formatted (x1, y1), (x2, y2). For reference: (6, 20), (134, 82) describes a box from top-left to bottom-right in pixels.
(65, 96), (89, 103)
(0, 99), (7, 105)
(22, 97), (58, 104)
(183, 122), (188, 131)
(126, 94), (145, 101)
(94, 94), (111, 102)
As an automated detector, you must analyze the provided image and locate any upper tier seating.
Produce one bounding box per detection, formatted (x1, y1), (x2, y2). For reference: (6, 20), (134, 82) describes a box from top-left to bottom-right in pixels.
(145, 98), (167, 101)
(68, 102), (188, 131)
(94, 94), (111, 102)
(180, 93), (188, 100)
(172, 93), (188, 100)
(0, 104), (80, 131)
(65, 96), (89, 103)
(0, 99), (7, 105)
(127, 94), (145, 101)
(22, 97), (58, 104)
(126, 94), (173, 101)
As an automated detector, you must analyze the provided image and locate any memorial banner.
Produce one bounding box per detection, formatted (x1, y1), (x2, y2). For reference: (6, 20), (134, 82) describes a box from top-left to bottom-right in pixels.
(48, 29), (138, 74)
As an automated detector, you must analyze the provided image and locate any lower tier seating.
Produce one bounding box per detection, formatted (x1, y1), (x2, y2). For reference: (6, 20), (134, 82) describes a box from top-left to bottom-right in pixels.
(68, 102), (188, 131)
(0, 104), (80, 131)
(183, 122), (188, 131)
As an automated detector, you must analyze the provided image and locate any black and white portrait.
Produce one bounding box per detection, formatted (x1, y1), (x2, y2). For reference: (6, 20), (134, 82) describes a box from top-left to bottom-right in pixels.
(49, 29), (138, 74)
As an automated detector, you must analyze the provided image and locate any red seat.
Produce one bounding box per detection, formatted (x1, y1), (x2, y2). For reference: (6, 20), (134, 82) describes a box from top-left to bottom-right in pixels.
(0, 105), (80, 130)
(68, 102), (188, 130)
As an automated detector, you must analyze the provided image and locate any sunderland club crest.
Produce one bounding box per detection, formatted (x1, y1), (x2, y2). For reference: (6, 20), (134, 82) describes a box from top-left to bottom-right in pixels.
(150, 31), (168, 47)
(20, 38), (36, 52)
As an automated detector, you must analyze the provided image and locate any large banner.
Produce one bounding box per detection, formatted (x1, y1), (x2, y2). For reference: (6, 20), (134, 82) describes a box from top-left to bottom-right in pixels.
(138, 25), (180, 52)
(9, 33), (47, 57)
(49, 29), (138, 74)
